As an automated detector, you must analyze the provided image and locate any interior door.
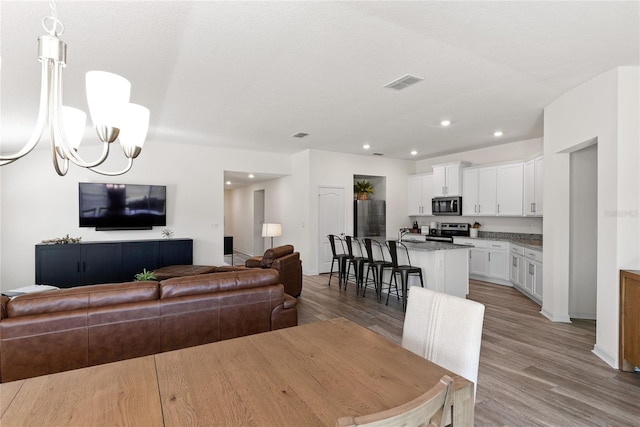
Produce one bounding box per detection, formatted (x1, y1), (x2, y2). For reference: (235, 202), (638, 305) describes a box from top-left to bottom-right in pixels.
(318, 186), (345, 273)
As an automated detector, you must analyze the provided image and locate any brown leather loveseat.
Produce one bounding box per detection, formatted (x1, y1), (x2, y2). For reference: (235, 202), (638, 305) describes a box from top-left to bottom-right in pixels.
(0, 269), (297, 382)
(245, 245), (303, 297)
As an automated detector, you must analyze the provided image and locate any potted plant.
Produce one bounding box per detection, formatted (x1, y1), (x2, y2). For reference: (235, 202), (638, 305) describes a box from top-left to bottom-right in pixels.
(134, 268), (157, 281)
(354, 180), (374, 200)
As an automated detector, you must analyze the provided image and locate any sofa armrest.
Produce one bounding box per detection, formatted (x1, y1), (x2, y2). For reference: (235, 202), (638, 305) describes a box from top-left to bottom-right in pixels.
(245, 257), (263, 268)
(271, 293), (298, 330)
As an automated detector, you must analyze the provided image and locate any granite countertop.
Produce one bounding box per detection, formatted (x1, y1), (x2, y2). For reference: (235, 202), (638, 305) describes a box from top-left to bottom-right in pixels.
(401, 241), (470, 252)
(456, 234), (542, 251)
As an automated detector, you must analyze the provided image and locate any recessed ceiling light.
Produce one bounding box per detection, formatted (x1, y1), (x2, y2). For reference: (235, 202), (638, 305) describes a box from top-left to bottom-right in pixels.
(440, 120), (451, 127)
(363, 144), (370, 150)
(248, 174), (255, 178)
(494, 130), (503, 137)
(292, 132), (309, 138)
(410, 150), (418, 156)
(225, 181), (231, 185)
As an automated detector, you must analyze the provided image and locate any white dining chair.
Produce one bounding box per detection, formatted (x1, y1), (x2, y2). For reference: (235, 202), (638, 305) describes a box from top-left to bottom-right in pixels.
(401, 287), (485, 400)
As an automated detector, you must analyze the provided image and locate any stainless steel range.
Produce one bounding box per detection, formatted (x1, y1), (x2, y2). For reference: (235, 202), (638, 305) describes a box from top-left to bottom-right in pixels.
(424, 223), (470, 243)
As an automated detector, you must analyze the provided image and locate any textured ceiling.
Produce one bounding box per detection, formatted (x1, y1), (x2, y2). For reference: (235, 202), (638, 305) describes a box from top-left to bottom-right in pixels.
(1, 0), (638, 169)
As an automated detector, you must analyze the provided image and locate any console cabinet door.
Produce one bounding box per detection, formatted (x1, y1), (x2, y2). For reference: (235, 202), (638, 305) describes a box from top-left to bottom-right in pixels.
(81, 243), (122, 285)
(120, 241), (159, 282)
(36, 244), (82, 287)
(159, 239), (193, 266)
(497, 163), (524, 216)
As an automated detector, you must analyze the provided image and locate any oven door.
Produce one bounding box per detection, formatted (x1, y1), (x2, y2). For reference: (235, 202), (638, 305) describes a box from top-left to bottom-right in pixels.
(431, 197), (462, 216)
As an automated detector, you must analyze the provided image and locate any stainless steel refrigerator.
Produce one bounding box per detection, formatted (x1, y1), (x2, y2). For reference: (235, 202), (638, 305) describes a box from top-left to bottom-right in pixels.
(354, 200), (386, 237)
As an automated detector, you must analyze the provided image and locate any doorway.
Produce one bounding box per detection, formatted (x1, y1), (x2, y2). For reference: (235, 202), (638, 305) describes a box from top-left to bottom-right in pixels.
(253, 189), (265, 256)
(317, 186), (345, 273)
(569, 143), (598, 319)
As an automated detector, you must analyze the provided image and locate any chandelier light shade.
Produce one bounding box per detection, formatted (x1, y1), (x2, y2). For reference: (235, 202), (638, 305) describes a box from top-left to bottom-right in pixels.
(0, 1), (150, 176)
(262, 223), (282, 248)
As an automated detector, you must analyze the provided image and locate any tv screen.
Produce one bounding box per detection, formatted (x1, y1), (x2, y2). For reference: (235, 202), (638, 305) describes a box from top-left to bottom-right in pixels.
(79, 183), (166, 230)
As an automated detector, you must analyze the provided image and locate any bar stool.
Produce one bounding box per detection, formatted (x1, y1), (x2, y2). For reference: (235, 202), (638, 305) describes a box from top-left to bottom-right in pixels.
(386, 240), (424, 311)
(344, 236), (367, 294)
(327, 234), (349, 288)
(363, 238), (393, 302)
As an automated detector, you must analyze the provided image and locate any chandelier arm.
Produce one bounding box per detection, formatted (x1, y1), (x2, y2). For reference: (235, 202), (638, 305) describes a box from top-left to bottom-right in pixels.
(0, 60), (52, 163)
(50, 60), (110, 168)
(51, 129), (69, 176)
(88, 157), (134, 176)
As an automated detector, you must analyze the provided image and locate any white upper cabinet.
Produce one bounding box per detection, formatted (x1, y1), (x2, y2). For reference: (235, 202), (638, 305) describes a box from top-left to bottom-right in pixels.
(496, 162), (524, 216)
(462, 167), (497, 216)
(432, 162), (466, 196)
(524, 156), (544, 216)
(407, 174), (433, 216)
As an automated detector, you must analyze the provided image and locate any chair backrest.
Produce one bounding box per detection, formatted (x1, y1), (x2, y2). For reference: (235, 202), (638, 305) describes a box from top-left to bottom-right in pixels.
(364, 238), (387, 263)
(328, 235), (345, 257)
(386, 240), (400, 268)
(401, 287), (485, 399)
(344, 236), (356, 257)
(335, 375), (454, 427)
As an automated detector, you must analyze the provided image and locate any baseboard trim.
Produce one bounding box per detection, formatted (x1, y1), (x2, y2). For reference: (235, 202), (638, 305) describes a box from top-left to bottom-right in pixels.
(592, 344), (617, 369)
(540, 307), (572, 323)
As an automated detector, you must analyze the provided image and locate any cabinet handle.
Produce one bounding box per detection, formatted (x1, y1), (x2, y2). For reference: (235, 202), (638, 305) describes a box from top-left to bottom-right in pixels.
(497, 204), (500, 213)
(531, 202), (534, 212)
(477, 204), (480, 213)
(513, 256), (517, 267)
(533, 202), (536, 213)
(77, 262), (80, 273)
(488, 252), (491, 261)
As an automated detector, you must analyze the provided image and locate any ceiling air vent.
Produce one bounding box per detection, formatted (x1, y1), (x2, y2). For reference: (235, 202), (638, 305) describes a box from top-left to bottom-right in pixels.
(384, 74), (424, 90)
(372, 153), (384, 156)
(292, 132), (309, 138)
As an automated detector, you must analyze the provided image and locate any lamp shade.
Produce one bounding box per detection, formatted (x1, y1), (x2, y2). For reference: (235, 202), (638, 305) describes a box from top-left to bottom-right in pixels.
(262, 223), (282, 237)
(85, 71), (131, 129)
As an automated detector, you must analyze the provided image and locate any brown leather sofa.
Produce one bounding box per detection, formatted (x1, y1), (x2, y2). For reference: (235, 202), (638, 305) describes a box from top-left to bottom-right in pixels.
(245, 245), (303, 297)
(0, 269), (297, 383)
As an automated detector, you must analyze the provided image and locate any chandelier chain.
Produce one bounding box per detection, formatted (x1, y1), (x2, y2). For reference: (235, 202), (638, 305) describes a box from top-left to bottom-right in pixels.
(43, 0), (63, 36)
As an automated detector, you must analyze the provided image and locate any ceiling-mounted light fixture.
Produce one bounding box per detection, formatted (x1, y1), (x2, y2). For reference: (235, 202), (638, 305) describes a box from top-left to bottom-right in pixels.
(440, 120), (451, 127)
(0, 1), (150, 176)
(494, 130), (504, 137)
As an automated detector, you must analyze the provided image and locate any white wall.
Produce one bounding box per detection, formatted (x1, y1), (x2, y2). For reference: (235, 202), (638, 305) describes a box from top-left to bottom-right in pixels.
(415, 138), (543, 173)
(0, 141), (292, 290)
(543, 66), (640, 368)
(306, 150), (415, 274)
(569, 143), (597, 319)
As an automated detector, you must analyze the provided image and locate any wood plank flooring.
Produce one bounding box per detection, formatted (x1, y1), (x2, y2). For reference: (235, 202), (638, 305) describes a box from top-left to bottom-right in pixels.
(297, 274), (640, 426)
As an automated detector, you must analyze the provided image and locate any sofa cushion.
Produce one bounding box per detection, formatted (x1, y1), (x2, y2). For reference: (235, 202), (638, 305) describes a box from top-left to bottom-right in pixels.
(261, 245), (294, 268)
(159, 269), (280, 299)
(7, 281), (159, 318)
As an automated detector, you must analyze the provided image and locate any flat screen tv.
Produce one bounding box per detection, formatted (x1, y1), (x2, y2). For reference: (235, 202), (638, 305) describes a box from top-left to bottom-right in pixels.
(79, 183), (166, 230)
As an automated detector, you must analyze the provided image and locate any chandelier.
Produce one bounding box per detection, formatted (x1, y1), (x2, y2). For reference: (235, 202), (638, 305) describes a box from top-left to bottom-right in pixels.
(0, 0), (150, 176)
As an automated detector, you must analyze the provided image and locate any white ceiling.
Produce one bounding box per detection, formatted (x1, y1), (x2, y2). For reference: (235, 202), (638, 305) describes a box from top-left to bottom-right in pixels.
(1, 1), (638, 173)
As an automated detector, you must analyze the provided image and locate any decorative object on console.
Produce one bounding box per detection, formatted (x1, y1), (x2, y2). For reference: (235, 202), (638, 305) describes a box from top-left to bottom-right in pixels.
(262, 223), (282, 248)
(354, 180), (375, 200)
(161, 228), (174, 239)
(41, 234), (82, 244)
(0, 0), (149, 176)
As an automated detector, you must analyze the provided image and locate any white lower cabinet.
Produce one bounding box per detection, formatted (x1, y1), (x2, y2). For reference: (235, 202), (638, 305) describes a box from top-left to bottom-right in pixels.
(454, 238), (509, 285)
(511, 245), (543, 304)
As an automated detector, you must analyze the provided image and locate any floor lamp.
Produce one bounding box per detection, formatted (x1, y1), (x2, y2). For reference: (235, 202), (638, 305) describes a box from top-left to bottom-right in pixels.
(262, 223), (282, 248)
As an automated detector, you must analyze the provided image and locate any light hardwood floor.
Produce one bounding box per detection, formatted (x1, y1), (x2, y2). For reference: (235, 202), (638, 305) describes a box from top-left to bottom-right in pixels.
(297, 274), (640, 426)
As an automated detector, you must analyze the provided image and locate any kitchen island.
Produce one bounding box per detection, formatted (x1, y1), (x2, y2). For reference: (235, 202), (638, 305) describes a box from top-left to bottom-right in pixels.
(383, 239), (470, 301)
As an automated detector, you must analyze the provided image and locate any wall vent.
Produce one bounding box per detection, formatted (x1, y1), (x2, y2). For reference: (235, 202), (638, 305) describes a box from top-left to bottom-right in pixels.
(292, 132), (309, 138)
(384, 74), (424, 90)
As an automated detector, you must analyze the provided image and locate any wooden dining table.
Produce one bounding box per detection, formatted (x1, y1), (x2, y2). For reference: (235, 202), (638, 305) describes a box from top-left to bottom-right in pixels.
(0, 317), (474, 426)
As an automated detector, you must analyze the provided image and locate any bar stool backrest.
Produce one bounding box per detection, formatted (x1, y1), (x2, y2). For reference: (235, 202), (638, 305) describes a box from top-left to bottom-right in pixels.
(364, 238), (387, 263)
(387, 240), (400, 268)
(328, 235), (345, 256)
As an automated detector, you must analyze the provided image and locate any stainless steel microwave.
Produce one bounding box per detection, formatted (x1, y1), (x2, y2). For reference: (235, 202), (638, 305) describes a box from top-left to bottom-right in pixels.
(432, 196), (462, 216)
